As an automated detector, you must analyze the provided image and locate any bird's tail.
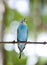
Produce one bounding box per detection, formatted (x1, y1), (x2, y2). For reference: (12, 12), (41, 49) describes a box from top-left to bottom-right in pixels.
(19, 51), (22, 59)
(18, 43), (26, 59)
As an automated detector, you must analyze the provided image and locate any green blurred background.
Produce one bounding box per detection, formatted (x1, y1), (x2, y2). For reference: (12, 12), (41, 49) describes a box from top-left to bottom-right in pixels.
(0, 0), (47, 65)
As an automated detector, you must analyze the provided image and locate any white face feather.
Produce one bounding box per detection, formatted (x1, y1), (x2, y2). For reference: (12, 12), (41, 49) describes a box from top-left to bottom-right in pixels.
(21, 20), (26, 25)
(23, 21), (26, 25)
(21, 19), (26, 25)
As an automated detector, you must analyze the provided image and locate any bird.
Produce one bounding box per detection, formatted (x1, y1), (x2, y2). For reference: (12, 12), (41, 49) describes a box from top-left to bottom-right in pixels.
(17, 19), (28, 59)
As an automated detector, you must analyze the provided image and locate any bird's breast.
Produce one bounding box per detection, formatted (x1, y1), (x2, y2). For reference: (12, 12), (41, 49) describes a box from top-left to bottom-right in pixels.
(18, 27), (28, 41)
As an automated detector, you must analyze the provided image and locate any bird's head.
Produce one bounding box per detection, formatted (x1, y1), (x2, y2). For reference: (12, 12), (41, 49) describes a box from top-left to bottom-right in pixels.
(21, 18), (26, 25)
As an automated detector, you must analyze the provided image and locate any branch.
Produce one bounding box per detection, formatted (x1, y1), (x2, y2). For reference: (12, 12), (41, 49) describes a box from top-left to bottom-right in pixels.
(0, 41), (46, 44)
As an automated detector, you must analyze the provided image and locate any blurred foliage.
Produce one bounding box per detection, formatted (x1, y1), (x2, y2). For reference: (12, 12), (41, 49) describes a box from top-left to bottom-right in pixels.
(4, 50), (27, 65)
(4, 4), (23, 28)
(4, 0), (47, 34)
(3, 0), (47, 33)
(4, 3), (34, 34)
(42, 16), (47, 24)
(3, 0), (47, 65)
(36, 57), (47, 65)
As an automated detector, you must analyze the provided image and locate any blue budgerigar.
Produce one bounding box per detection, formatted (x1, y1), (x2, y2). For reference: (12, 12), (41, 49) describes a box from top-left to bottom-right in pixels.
(17, 19), (28, 59)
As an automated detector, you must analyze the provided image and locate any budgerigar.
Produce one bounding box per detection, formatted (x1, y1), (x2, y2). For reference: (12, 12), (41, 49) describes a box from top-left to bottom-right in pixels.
(17, 19), (28, 59)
